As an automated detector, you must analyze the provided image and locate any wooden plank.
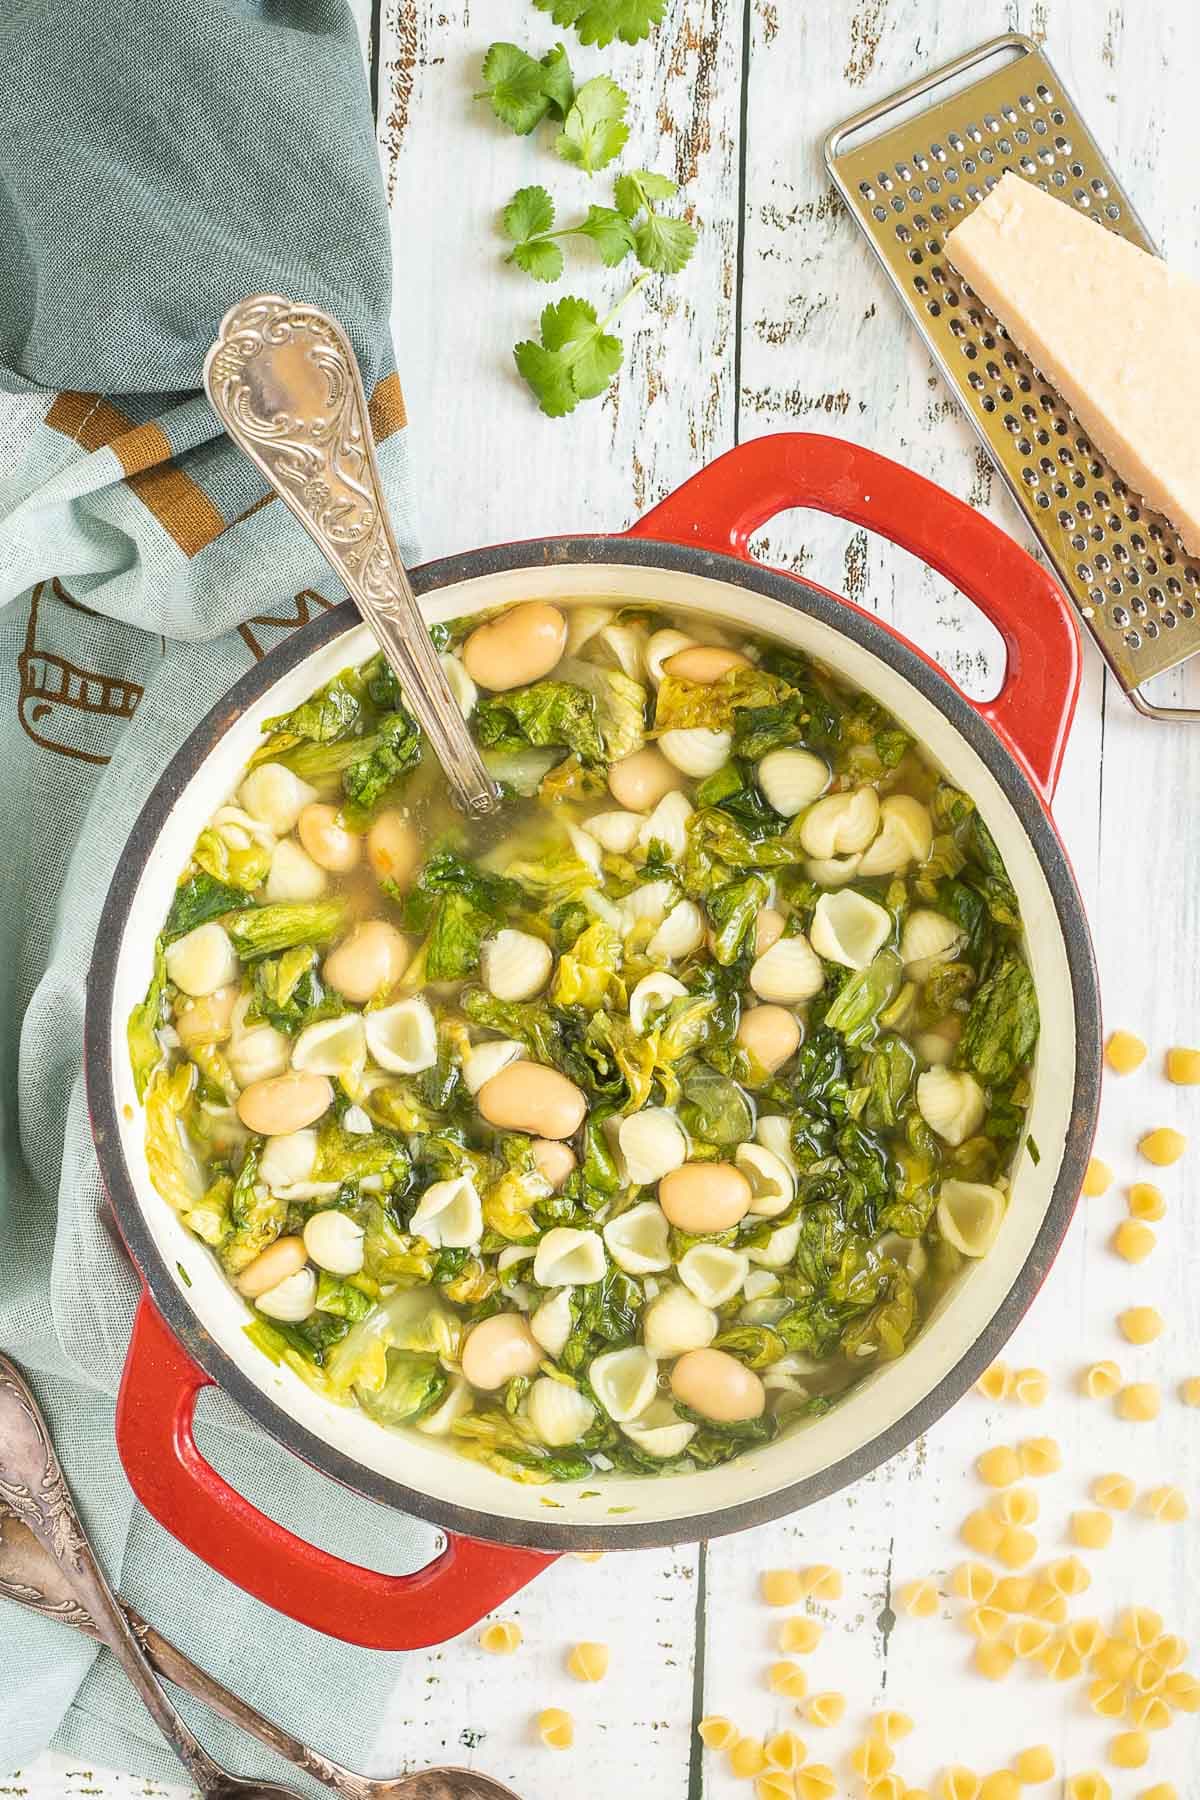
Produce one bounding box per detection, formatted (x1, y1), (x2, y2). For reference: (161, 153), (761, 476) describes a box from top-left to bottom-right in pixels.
(376, 0), (745, 557)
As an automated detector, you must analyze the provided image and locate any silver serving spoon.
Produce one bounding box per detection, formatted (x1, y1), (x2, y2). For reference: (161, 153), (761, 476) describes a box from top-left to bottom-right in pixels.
(0, 1356), (517, 1800)
(204, 295), (498, 820)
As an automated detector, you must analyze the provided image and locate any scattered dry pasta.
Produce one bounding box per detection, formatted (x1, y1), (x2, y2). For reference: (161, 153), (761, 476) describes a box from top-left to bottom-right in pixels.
(1138, 1127), (1186, 1167)
(1083, 1157), (1113, 1196)
(864, 1777), (905, 1800)
(1047, 1555), (1092, 1595)
(755, 1773), (794, 1800)
(799, 1564), (843, 1602)
(1040, 1638), (1083, 1682)
(994, 1486), (1038, 1526)
(1112, 1221), (1157, 1263)
(479, 1620), (522, 1654)
(804, 1692), (846, 1729)
(699, 1716), (741, 1751)
(1071, 1510), (1114, 1549)
(1012, 1619), (1055, 1659)
(1128, 1182), (1166, 1221)
(850, 1739), (895, 1780)
(1091, 1472), (1136, 1511)
(764, 1729), (807, 1771)
(974, 1639), (1016, 1681)
(1064, 1774), (1111, 1800)
(1118, 1607), (1164, 1648)
(1028, 1584), (1069, 1624)
(537, 1708), (574, 1750)
(1166, 1047), (1200, 1084)
(1105, 1031), (1147, 1074)
(566, 1642), (609, 1682)
(976, 1445), (1022, 1487)
(1136, 1787), (1179, 1800)
(1012, 1745), (1055, 1783)
(1089, 1678), (1127, 1718)
(961, 1509), (1004, 1556)
(779, 1617), (822, 1654)
(761, 1569), (805, 1606)
(768, 1660), (808, 1700)
(965, 1605), (1008, 1639)
(1180, 1376), (1200, 1407)
(979, 1774), (1020, 1800)
(977, 1363), (1014, 1401)
(993, 1575), (1035, 1612)
(872, 1711), (914, 1745)
(1117, 1381), (1161, 1421)
(940, 1766), (981, 1800)
(1019, 1436), (1062, 1477)
(1013, 1367), (1049, 1406)
(901, 1577), (939, 1617)
(795, 1763), (837, 1800)
(1129, 1694), (1171, 1731)
(1094, 1640), (1138, 1683)
(995, 1526), (1038, 1569)
(1131, 1652), (1167, 1694)
(953, 1562), (997, 1602)
(1082, 1361), (1122, 1399)
(1164, 1670), (1200, 1710)
(730, 1737), (768, 1779)
(1140, 1484), (1188, 1523)
(1118, 1306), (1165, 1344)
(1109, 1730), (1150, 1769)
(1152, 1633), (1187, 1669)
(1066, 1618), (1106, 1658)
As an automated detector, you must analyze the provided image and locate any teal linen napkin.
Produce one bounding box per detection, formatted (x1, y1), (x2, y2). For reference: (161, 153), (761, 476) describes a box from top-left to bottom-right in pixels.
(0, 1), (438, 1787)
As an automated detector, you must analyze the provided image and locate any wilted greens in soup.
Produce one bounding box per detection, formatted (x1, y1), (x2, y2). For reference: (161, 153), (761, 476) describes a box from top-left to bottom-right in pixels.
(131, 600), (1039, 1484)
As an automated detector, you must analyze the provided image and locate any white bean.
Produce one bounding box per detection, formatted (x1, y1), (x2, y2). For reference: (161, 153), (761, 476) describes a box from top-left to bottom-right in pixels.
(297, 803), (360, 873)
(476, 1061), (586, 1139)
(662, 645), (749, 683)
(461, 1313), (542, 1390)
(658, 1162), (752, 1233)
(366, 809), (422, 891)
(227, 992), (291, 1087)
(236, 1072), (333, 1136)
(736, 1004), (800, 1074)
(669, 1347), (765, 1422)
(323, 920), (411, 1004)
(530, 1137), (577, 1191)
(235, 1235), (307, 1298)
(462, 602), (567, 692)
(607, 747), (684, 812)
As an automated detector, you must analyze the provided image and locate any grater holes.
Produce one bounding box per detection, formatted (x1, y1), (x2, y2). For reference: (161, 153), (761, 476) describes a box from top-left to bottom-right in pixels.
(908, 248), (924, 264)
(1052, 481), (1069, 500)
(1131, 596), (1147, 615)
(859, 180), (876, 199)
(1036, 82), (1054, 102)
(1033, 116), (1048, 135)
(1074, 188), (1089, 207)
(1070, 531), (1086, 550)
(1015, 126), (1030, 144)
(966, 121), (983, 143)
(896, 223), (912, 243)
(1019, 93), (1036, 112)
(931, 141), (947, 161)
(926, 300), (941, 316)
(1163, 610), (1178, 628)
(1095, 552), (1111, 573)
(1019, 154), (1037, 174)
(1037, 147), (1055, 166)
(1182, 600), (1196, 618)
(1035, 492), (1050, 509)
(1125, 629), (1141, 648)
(1145, 619), (1160, 638)
(949, 193), (965, 211)
(1187, 566), (1200, 587)
(873, 205), (887, 222)
(980, 146), (995, 165)
(1091, 176), (1109, 196)
(965, 363), (982, 381)
(1036, 430), (1051, 448)
(1106, 202), (1120, 219)
(947, 130), (964, 151)
(1109, 577), (1124, 596)
(1111, 605), (1129, 626)
(930, 202), (947, 222)
(894, 160), (912, 180)
(1070, 161), (1085, 177)
(950, 316), (966, 337)
(1167, 575), (1183, 595)
(996, 137), (1013, 155)
(891, 195), (907, 212)
(1021, 466), (1038, 487)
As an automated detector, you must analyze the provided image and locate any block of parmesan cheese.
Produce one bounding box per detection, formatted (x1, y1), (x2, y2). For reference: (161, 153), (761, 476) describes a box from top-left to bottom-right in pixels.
(945, 172), (1200, 556)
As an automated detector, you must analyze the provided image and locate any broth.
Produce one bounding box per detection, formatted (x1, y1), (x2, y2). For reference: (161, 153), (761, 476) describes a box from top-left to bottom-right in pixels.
(130, 600), (1038, 1484)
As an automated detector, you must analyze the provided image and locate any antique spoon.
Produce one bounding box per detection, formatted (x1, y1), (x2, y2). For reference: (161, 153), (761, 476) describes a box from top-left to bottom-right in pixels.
(203, 295), (498, 820)
(0, 1356), (517, 1800)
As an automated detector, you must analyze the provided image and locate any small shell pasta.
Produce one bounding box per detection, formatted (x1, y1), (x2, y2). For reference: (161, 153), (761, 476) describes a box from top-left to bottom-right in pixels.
(809, 889), (892, 969)
(1128, 1182), (1166, 1220)
(763, 1729), (807, 1771)
(628, 970), (688, 1035)
(729, 1738), (767, 1779)
(755, 1772), (794, 1800)
(647, 898), (706, 961)
(795, 1764), (837, 1800)
(940, 1766), (982, 1800)
(1138, 1127), (1186, 1166)
(1018, 1436), (1063, 1477)
(804, 1690), (845, 1726)
(900, 907), (965, 979)
(533, 1227), (606, 1288)
(960, 1508), (1004, 1556)
(617, 1111), (688, 1187)
(165, 923), (239, 998)
(767, 1660), (808, 1699)
(992, 1576), (1034, 1612)
(976, 1362), (1013, 1401)
(1012, 1746), (1055, 1784)
(1109, 1730), (1150, 1769)
(901, 1577), (939, 1617)
(620, 1398), (695, 1460)
(1070, 1510), (1114, 1549)
(1091, 1472), (1136, 1510)
(1166, 1046), (1200, 1084)
(1116, 1381), (1161, 1421)
(566, 1641), (609, 1682)
(1112, 1220), (1156, 1263)
(750, 933), (826, 1004)
(364, 996), (438, 1073)
(736, 1142), (796, 1217)
(588, 1346), (657, 1421)
(976, 1445), (1022, 1487)
(1063, 1776), (1110, 1800)
(479, 1620), (522, 1653)
(537, 1707), (574, 1750)
(1082, 1157), (1112, 1196)
(1012, 1619), (1054, 1659)
(757, 746), (829, 815)
(761, 1569), (804, 1606)
(1046, 1556), (1091, 1596)
(1089, 1678), (1128, 1718)
(919, 1072), (987, 1149)
(1139, 1484), (1188, 1523)
(797, 786), (880, 858)
(778, 1616), (822, 1654)
(995, 1526), (1037, 1569)
(637, 789), (693, 860)
(979, 1775), (1021, 1800)
(410, 1175), (483, 1250)
(698, 1715), (740, 1751)
(850, 1738), (894, 1780)
(953, 1563), (997, 1602)
(799, 1564), (843, 1602)
(641, 1284), (718, 1358)
(658, 725), (732, 777)
(480, 928), (553, 1002)
(1104, 1029), (1147, 1073)
(858, 794), (933, 875)
(677, 1243), (750, 1308)
(1066, 1618), (1106, 1658)
(602, 1199), (673, 1273)
(994, 1486), (1038, 1526)
(527, 1377), (594, 1447)
(1081, 1360), (1122, 1399)
(937, 1178), (1005, 1254)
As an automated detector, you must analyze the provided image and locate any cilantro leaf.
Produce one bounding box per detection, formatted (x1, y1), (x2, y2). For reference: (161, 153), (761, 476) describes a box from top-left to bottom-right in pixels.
(513, 279), (646, 416)
(556, 76), (629, 175)
(538, 42), (575, 118)
(477, 43), (552, 135)
(512, 239), (566, 282)
(633, 211), (698, 274)
(503, 185), (556, 241)
(574, 204), (637, 266)
(614, 168), (678, 217)
(533, 0), (666, 48)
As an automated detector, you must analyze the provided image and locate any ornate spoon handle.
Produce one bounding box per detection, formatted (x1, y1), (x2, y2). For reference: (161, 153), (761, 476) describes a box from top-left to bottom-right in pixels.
(204, 296), (498, 819)
(0, 1357), (229, 1794)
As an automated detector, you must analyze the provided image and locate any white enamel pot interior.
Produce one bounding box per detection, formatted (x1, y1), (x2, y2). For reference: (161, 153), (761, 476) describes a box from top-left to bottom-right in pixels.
(89, 540), (1100, 1550)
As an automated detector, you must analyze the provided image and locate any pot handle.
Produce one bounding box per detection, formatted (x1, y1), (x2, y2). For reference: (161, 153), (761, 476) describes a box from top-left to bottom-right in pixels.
(116, 1294), (554, 1649)
(627, 432), (1080, 801)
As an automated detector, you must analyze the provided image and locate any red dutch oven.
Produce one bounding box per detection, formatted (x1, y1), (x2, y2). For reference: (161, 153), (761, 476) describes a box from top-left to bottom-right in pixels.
(86, 434), (1101, 1650)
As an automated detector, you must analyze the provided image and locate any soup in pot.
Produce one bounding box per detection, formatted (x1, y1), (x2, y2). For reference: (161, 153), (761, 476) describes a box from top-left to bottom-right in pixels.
(130, 600), (1038, 1483)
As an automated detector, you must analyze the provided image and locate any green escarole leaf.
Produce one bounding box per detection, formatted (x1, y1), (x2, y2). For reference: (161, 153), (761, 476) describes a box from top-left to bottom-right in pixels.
(475, 679), (604, 766)
(224, 900), (347, 962)
(961, 952), (1039, 1085)
(163, 871), (251, 943)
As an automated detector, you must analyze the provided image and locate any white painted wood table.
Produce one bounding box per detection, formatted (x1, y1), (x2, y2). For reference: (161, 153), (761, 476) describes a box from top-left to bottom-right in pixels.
(15, 0), (1200, 1795)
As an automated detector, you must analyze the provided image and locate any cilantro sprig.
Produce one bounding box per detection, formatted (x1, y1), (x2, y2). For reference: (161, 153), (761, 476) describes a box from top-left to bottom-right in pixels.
(556, 75), (629, 174)
(532, 0), (666, 48)
(476, 41), (574, 135)
(514, 277), (648, 416)
(501, 175), (697, 283)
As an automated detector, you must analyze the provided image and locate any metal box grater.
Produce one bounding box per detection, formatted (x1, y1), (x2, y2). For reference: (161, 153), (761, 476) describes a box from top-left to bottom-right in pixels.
(825, 33), (1200, 720)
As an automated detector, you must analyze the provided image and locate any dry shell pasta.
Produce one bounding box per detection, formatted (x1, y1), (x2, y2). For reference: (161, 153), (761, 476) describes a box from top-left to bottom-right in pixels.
(133, 600), (1038, 1484)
